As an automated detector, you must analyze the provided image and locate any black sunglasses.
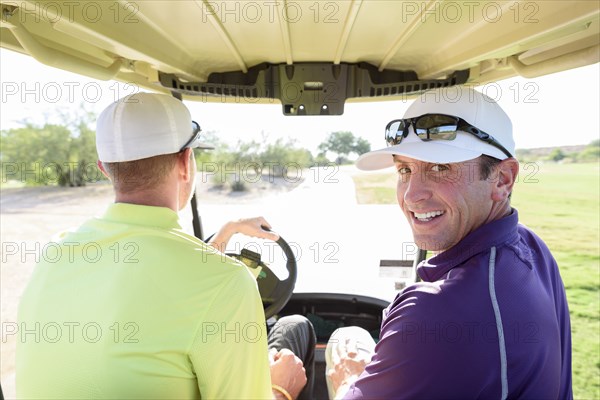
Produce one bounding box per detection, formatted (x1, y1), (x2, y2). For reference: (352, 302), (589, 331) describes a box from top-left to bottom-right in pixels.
(385, 114), (513, 158)
(179, 121), (202, 151)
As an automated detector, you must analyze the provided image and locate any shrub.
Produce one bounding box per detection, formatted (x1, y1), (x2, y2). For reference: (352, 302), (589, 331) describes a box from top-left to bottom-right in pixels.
(228, 175), (247, 192)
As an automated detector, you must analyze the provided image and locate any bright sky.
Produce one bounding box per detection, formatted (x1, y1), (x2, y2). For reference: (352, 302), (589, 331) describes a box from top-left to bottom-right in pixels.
(1, 48), (598, 153)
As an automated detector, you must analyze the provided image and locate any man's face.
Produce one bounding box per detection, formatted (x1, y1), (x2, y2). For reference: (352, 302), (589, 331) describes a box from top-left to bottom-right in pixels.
(394, 155), (496, 252)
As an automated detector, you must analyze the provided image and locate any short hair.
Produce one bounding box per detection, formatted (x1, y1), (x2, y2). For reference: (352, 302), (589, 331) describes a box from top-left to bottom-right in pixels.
(478, 155), (503, 180)
(478, 155), (513, 199)
(102, 152), (180, 193)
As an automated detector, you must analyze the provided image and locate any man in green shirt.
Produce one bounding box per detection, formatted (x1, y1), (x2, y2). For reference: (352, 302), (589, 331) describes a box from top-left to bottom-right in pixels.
(17, 92), (309, 399)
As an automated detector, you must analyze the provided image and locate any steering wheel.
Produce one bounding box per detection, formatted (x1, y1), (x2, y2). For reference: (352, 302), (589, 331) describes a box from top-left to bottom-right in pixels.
(227, 236), (297, 319)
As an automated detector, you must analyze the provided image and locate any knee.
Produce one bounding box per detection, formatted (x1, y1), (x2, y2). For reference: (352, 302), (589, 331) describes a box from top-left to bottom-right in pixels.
(329, 326), (372, 342)
(276, 315), (315, 338)
(327, 326), (376, 355)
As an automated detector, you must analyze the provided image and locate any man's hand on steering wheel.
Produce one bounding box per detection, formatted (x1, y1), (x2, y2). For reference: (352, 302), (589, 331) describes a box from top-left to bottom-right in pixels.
(207, 216), (297, 319)
(208, 216), (279, 253)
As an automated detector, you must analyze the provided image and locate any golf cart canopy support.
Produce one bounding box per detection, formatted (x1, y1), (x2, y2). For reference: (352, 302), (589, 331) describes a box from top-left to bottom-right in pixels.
(160, 62), (470, 116)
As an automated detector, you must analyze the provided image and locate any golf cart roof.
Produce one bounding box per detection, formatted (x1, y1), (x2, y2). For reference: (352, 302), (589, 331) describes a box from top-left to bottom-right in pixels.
(1, 1), (598, 115)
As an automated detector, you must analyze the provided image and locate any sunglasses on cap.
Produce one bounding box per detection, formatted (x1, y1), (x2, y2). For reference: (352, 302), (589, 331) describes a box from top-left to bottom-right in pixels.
(180, 121), (202, 151)
(385, 114), (513, 158)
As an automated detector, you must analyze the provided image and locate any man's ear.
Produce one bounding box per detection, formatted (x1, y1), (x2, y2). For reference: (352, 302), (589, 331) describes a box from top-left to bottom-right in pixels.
(177, 148), (193, 182)
(97, 160), (110, 179)
(492, 158), (519, 202)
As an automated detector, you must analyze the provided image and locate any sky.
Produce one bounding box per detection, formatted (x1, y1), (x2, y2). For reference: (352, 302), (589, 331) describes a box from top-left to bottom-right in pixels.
(1, 48), (599, 153)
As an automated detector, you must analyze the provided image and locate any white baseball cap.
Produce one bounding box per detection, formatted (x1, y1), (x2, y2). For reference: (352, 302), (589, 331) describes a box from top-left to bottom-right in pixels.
(356, 86), (515, 170)
(96, 92), (213, 162)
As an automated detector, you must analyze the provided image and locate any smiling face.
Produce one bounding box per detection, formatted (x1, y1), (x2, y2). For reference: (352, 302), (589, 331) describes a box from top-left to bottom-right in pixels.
(394, 155), (511, 252)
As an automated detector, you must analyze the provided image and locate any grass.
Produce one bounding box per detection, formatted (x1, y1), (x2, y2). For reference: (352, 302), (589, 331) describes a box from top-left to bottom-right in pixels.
(352, 162), (600, 399)
(353, 173), (397, 204)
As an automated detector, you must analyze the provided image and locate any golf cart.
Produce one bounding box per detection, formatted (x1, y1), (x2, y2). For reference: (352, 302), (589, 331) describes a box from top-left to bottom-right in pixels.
(1, 1), (598, 398)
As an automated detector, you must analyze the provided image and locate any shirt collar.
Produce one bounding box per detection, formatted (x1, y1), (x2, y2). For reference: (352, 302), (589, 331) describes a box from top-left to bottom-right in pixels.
(100, 203), (182, 230)
(417, 209), (519, 282)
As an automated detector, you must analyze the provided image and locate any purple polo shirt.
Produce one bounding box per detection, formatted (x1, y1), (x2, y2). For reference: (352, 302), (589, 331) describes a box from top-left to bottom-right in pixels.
(345, 209), (572, 399)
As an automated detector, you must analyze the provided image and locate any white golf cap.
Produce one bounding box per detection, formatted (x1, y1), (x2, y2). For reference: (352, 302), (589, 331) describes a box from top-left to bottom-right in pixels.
(96, 92), (213, 162)
(356, 86), (515, 170)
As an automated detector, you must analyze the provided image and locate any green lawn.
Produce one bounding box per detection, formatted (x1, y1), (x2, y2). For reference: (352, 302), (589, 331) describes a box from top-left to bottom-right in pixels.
(353, 162), (600, 399)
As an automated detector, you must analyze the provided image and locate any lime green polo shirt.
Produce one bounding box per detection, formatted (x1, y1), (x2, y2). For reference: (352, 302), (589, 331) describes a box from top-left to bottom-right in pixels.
(17, 203), (272, 399)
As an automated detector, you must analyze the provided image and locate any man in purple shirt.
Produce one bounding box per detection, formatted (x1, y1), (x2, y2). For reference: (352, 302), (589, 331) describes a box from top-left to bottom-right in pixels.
(326, 86), (572, 399)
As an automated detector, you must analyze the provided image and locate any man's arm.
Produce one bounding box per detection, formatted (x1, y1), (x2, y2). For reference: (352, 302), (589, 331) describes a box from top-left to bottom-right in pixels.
(204, 217), (308, 399)
(190, 260), (306, 399)
(190, 268), (273, 399)
(208, 217), (279, 253)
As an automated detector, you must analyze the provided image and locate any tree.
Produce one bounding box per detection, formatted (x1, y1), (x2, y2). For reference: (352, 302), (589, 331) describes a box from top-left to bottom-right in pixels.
(579, 140), (600, 162)
(354, 137), (371, 156)
(318, 131), (371, 164)
(547, 148), (566, 162)
(260, 138), (313, 177)
(1, 105), (102, 186)
(193, 133), (314, 190)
